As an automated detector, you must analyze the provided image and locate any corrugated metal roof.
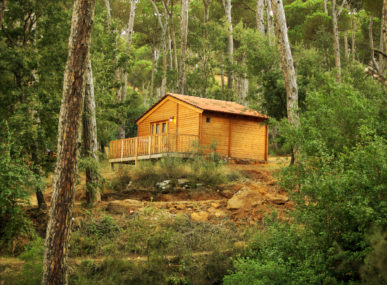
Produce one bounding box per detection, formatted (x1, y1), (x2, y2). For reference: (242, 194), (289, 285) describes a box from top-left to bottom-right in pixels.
(136, 93), (268, 123)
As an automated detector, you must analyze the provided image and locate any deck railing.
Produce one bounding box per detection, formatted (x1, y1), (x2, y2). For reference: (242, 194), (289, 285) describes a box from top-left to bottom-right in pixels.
(109, 134), (199, 161)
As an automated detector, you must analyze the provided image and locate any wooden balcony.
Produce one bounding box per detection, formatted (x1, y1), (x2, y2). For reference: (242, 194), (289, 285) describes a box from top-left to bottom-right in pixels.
(109, 134), (199, 164)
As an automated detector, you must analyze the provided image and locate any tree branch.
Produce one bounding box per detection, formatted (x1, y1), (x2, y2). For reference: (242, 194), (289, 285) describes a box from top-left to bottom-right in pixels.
(374, 49), (387, 58)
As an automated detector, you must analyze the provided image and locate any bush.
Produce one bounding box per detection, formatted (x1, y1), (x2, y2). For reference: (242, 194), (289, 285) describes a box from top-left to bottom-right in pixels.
(0, 123), (34, 251)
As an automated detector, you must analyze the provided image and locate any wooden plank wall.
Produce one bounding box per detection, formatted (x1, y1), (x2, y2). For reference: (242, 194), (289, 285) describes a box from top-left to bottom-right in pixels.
(230, 118), (266, 160)
(201, 114), (229, 156)
(178, 104), (200, 135)
(201, 112), (267, 160)
(137, 99), (177, 136)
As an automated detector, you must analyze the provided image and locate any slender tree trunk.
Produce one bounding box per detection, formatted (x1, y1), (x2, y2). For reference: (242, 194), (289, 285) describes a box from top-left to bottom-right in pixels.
(344, 31), (349, 59)
(332, 0), (341, 83)
(149, 47), (156, 107)
(42, 0), (96, 284)
(152, 0), (168, 97)
(270, 0), (299, 138)
(0, 0), (6, 27)
(83, 59), (99, 207)
(104, 0), (111, 29)
(122, 0), (137, 103)
(324, 0), (328, 14)
(31, 144), (47, 210)
(168, 1), (179, 72)
(179, 0), (189, 93)
(203, 0), (210, 22)
(369, 15), (376, 67)
(265, 0), (274, 44)
(256, 0), (265, 35)
(380, 0), (387, 74)
(351, 12), (356, 60)
(222, 0), (234, 90)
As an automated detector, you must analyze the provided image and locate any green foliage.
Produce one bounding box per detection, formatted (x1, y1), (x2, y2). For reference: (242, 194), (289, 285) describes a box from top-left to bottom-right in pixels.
(0, 123), (34, 250)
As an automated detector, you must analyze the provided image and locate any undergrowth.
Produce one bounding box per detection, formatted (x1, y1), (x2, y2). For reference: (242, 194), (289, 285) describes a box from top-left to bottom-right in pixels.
(110, 155), (241, 191)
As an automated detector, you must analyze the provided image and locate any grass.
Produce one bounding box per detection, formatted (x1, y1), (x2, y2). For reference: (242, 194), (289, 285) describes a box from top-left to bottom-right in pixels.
(109, 155), (242, 191)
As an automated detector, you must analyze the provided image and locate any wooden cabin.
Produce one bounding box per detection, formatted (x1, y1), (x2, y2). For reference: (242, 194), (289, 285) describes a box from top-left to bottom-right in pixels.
(109, 93), (268, 165)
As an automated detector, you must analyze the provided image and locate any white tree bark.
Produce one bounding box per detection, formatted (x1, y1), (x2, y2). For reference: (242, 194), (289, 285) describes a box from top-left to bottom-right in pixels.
(83, 59), (99, 206)
(104, 0), (111, 29)
(332, 0), (342, 83)
(222, 0), (234, 90)
(324, 0), (328, 14)
(380, 0), (387, 74)
(42, 0), (96, 283)
(265, 0), (275, 44)
(179, 0), (189, 94)
(152, 0), (168, 97)
(256, 0), (265, 35)
(122, 0), (137, 102)
(270, 0), (299, 129)
(351, 12), (356, 60)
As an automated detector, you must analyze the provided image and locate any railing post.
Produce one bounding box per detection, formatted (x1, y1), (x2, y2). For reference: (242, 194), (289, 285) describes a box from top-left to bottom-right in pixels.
(135, 137), (138, 166)
(120, 139), (124, 162)
(148, 136), (151, 158)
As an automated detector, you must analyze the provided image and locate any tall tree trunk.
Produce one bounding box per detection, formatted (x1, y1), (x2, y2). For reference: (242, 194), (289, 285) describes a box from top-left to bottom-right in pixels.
(270, 0), (299, 155)
(344, 31), (349, 59)
(332, 0), (341, 83)
(121, 0), (137, 104)
(152, 0), (168, 97)
(265, 0), (274, 44)
(256, 0), (265, 35)
(42, 0), (96, 284)
(380, 1), (387, 74)
(351, 12), (356, 60)
(324, 0), (328, 14)
(179, 0), (189, 93)
(104, 0), (111, 29)
(369, 15), (377, 67)
(83, 59), (99, 207)
(203, 0), (210, 22)
(0, 0), (5, 27)
(222, 0), (233, 90)
(149, 47), (156, 107)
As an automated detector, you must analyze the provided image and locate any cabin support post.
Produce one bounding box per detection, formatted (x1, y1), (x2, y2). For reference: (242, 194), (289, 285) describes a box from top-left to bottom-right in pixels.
(148, 136), (151, 158)
(135, 137), (138, 166)
(175, 103), (179, 152)
(120, 139), (124, 162)
(264, 123), (268, 163)
(228, 118), (232, 157)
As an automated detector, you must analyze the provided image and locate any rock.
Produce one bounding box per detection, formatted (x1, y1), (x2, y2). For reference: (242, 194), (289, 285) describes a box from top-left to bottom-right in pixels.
(214, 210), (227, 218)
(178, 178), (189, 186)
(210, 202), (220, 209)
(221, 190), (234, 198)
(190, 211), (210, 222)
(107, 199), (143, 214)
(196, 183), (203, 187)
(175, 203), (186, 210)
(156, 180), (172, 190)
(227, 195), (245, 210)
(265, 193), (289, 205)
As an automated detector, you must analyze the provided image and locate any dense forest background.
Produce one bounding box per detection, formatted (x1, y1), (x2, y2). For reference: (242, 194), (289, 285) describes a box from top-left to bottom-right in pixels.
(0, 0), (386, 284)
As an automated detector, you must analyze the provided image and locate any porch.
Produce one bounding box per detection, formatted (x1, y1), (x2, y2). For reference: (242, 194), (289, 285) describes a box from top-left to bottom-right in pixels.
(109, 134), (199, 164)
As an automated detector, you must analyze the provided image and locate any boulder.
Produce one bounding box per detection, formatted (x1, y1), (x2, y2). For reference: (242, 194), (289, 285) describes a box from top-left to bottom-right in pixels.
(107, 199), (143, 214)
(190, 211), (210, 222)
(227, 195), (245, 209)
(265, 193), (289, 205)
(210, 202), (220, 209)
(213, 210), (227, 218)
(177, 178), (189, 186)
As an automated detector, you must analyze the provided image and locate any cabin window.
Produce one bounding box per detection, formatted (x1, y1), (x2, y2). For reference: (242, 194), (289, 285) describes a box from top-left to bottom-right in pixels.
(162, 122), (167, 133)
(156, 124), (160, 134)
(206, 117), (211, 123)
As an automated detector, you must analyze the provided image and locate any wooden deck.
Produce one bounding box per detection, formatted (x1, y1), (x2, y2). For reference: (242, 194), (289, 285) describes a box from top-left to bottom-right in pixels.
(109, 134), (199, 164)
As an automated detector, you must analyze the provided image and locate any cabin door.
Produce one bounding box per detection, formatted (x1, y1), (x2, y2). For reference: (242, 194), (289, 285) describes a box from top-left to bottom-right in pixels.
(151, 121), (168, 153)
